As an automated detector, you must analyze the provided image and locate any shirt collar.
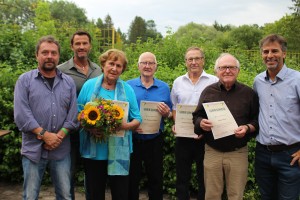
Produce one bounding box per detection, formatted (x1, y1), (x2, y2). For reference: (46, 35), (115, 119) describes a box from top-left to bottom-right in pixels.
(137, 76), (158, 88)
(35, 68), (62, 78)
(217, 81), (237, 91)
(183, 70), (210, 80)
(264, 64), (287, 81)
(69, 57), (95, 70)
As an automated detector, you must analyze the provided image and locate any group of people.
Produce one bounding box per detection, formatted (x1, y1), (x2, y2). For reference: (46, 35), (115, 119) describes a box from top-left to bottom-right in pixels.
(13, 31), (300, 200)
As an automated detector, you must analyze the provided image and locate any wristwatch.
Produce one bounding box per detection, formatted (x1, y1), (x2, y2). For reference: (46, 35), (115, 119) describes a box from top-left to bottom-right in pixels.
(38, 129), (46, 138)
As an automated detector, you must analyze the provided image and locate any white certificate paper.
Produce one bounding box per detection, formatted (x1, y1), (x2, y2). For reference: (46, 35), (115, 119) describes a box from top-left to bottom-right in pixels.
(203, 101), (238, 139)
(111, 100), (129, 137)
(175, 104), (198, 138)
(139, 101), (162, 134)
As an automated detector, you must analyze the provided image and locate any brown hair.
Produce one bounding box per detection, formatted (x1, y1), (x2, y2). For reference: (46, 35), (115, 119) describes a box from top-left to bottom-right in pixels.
(70, 30), (92, 45)
(99, 49), (128, 72)
(35, 35), (60, 55)
(259, 34), (287, 52)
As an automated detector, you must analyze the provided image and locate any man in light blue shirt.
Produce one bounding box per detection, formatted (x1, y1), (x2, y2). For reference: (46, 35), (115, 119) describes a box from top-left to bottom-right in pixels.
(254, 34), (300, 200)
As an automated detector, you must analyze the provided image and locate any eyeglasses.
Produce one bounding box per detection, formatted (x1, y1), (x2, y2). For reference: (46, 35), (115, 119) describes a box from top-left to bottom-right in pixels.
(217, 66), (239, 71)
(139, 61), (156, 66)
(186, 57), (204, 63)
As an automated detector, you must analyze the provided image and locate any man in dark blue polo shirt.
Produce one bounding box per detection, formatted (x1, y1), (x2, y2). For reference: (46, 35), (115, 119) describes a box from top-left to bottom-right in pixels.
(127, 52), (172, 200)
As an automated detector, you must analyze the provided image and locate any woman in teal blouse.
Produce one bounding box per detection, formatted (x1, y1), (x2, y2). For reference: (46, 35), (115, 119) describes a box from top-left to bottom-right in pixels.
(78, 49), (142, 200)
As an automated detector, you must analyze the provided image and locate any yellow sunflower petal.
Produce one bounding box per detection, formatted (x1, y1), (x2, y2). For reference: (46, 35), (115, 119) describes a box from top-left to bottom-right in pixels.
(84, 106), (101, 125)
(113, 105), (124, 120)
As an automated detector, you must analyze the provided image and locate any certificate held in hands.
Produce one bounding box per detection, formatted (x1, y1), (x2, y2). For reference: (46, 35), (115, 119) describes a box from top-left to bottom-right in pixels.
(139, 101), (162, 134)
(112, 100), (129, 137)
(203, 101), (238, 140)
(175, 104), (198, 138)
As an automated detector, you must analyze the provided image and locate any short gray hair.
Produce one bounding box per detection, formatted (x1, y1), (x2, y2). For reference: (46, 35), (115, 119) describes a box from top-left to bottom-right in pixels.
(214, 53), (240, 72)
(138, 52), (157, 63)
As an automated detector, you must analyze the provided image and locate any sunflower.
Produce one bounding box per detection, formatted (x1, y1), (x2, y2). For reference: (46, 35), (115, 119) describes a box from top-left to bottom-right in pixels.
(112, 105), (124, 120)
(84, 106), (101, 125)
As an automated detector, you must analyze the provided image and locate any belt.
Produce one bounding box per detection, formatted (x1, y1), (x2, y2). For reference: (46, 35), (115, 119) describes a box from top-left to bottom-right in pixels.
(257, 142), (300, 152)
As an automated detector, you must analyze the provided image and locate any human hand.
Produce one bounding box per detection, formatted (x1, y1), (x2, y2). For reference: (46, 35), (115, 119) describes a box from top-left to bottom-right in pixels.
(42, 131), (63, 149)
(86, 128), (105, 138)
(171, 125), (176, 135)
(157, 102), (171, 118)
(43, 143), (54, 151)
(134, 126), (143, 134)
(200, 119), (212, 132)
(290, 150), (300, 167)
(234, 125), (248, 138)
(194, 134), (204, 140)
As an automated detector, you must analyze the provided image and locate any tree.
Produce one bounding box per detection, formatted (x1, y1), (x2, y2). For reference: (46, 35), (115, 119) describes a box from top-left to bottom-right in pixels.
(104, 14), (114, 28)
(145, 20), (163, 39)
(128, 16), (147, 43)
(34, 1), (56, 37)
(290, 0), (300, 16)
(117, 28), (127, 43)
(99, 14), (116, 49)
(49, 0), (88, 26)
(0, 0), (36, 26)
(228, 25), (263, 49)
(174, 22), (222, 44)
(263, 15), (300, 51)
(213, 21), (232, 32)
(96, 18), (104, 29)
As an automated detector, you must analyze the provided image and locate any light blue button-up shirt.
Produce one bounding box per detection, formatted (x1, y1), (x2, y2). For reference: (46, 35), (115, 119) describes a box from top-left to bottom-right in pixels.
(254, 65), (300, 145)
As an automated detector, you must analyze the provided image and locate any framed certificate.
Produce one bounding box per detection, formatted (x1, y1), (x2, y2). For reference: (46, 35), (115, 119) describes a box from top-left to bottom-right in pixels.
(203, 101), (238, 139)
(139, 101), (162, 134)
(175, 104), (198, 138)
(111, 100), (129, 137)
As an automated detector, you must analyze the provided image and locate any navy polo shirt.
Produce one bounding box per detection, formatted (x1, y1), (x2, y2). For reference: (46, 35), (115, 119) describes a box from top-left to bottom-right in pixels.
(127, 77), (172, 140)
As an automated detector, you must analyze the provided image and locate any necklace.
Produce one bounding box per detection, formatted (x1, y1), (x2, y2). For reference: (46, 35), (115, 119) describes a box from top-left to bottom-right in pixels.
(74, 59), (88, 71)
(102, 81), (116, 90)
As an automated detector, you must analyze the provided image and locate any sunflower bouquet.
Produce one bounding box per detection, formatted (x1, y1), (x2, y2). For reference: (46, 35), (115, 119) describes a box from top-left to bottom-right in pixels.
(78, 98), (124, 142)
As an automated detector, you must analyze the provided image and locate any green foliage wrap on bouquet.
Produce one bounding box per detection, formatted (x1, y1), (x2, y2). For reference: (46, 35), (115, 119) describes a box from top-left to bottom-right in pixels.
(78, 98), (124, 142)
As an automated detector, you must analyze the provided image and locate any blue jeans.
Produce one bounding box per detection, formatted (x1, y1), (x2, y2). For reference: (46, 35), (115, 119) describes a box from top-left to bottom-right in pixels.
(255, 143), (300, 200)
(22, 155), (71, 200)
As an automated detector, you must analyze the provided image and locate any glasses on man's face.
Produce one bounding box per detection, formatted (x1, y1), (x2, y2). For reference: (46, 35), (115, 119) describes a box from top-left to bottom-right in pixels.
(217, 66), (239, 71)
(186, 57), (204, 63)
(139, 61), (156, 66)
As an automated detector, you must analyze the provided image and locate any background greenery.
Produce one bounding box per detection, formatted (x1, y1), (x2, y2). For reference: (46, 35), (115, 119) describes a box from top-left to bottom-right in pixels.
(0, 0), (299, 199)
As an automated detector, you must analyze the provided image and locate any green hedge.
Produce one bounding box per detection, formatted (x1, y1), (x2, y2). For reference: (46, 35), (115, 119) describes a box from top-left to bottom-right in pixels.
(1, 33), (299, 199)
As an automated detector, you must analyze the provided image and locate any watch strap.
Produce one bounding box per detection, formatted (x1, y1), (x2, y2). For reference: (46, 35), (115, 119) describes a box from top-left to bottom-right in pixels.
(39, 129), (46, 137)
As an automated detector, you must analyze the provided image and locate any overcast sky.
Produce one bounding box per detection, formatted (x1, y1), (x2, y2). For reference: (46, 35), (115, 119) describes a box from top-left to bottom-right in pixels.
(69, 0), (293, 35)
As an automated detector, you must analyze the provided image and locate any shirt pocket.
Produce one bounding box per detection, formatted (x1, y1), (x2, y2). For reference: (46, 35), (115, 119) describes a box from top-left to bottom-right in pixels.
(285, 94), (299, 112)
